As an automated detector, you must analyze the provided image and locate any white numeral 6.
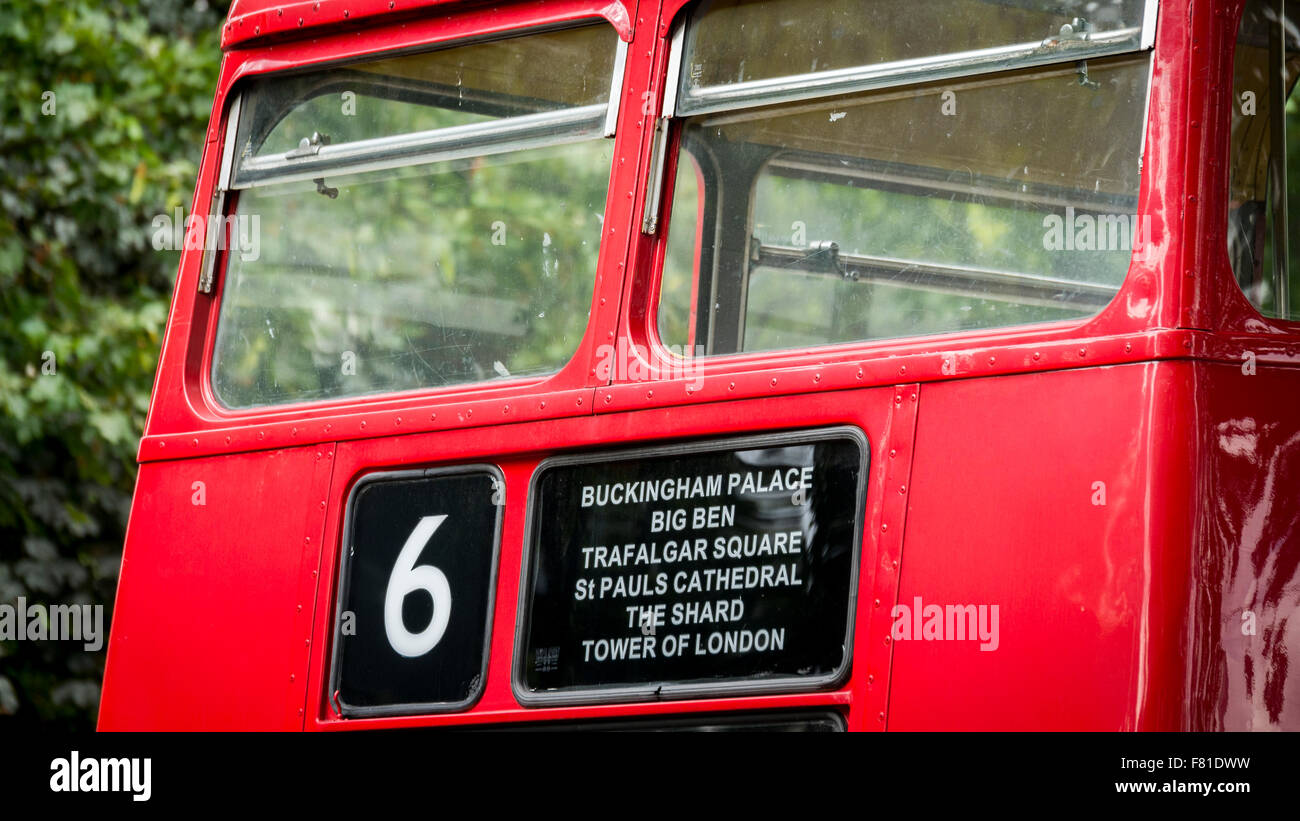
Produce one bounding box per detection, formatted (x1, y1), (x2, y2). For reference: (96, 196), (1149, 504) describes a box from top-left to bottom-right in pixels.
(384, 515), (452, 657)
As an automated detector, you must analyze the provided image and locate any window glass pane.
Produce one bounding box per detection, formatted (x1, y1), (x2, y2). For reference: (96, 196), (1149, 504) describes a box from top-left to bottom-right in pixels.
(657, 154), (704, 352)
(659, 55), (1151, 355)
(1228, 0), (1300, 319)
(1291, 86), (1300, 318)
(236, 24), (617, 160)
(211, 24), (619, 408)
(213, 142), (612, 408)
(678, 0), (1151, 114)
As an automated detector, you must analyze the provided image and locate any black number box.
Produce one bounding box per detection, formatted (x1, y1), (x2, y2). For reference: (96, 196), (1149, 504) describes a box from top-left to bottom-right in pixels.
(331, 467), (503, 717)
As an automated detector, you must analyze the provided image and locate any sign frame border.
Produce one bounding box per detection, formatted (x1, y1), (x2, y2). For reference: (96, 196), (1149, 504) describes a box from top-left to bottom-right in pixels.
(512, 426), (869, 708)
(329, 464), (505, 718)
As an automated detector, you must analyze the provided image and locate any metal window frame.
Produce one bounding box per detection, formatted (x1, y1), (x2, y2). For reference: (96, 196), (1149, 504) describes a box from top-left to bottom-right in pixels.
(1268, 0), (1291, 318)
(639, 22), (686, 234)
(232, 104), (609, 189)
(605, 37), (630, 137)
(670, 1), (1160, 118)
(751, 244), (1120, 311)
(198, 92), (242, 294)
(224, 25), (627, 192)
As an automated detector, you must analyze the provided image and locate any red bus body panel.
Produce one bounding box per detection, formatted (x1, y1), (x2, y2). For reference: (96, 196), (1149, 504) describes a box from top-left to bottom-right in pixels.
(99, 0), (1300, 730)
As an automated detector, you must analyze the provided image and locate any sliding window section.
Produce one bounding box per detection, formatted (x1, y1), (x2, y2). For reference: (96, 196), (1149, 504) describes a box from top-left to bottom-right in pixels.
(653, 0), (1159, 357)
(209, 23), (626, 408)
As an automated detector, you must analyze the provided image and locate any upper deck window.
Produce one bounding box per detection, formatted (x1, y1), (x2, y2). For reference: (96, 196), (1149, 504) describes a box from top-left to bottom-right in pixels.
(655, 0), (1157, 356)
(1228, 0), (1299, 320)
(210, 24), (623, 408)
(674, 0), (1154, 116)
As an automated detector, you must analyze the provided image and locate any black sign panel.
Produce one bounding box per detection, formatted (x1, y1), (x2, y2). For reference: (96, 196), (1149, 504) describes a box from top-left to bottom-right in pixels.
(332, 467), (502, 716)
(516, 428), (866, 704)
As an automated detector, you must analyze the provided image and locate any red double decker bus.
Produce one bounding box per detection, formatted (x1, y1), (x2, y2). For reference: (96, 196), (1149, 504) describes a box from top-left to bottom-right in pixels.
(100, 0), (1300, 731)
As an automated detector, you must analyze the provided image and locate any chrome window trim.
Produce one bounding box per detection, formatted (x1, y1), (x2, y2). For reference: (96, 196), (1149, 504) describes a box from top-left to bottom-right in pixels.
(640, 117), (672, 234)
(751, 244), (1120, 310)
(1142, 0), (1160, 49)
(604, 38), (629, 137)
(231, 104), (608, 189)
(1268, 0), (1290, 317)
(228, 21), (624, 190)
(217, 92), (242, 192)
(198, 92), (243, 294)
(672, 2), (1159, 118)
(661, 20), (686, 118)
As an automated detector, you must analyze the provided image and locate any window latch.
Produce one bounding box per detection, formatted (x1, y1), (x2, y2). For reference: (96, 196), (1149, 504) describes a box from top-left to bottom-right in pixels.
(1075, 60), (1101, 89)
(809, 240), (849, 279)
(286, 131), (331, 159)
(313, 178), (339, 199)
(752, 238), (849, 279)
(1058, 17), (1092, 43)
(1051, 19), (1102, 89)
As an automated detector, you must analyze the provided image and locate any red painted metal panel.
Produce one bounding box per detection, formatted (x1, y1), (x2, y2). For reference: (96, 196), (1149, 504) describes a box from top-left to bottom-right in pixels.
(857, 384), (918, 731)
(302, 389), (904, 729)
(1187, 361), (1300, 730)
(223, 0), (636, 49)
(99, 446), (333, 730)
(890, 362), (1197, 730)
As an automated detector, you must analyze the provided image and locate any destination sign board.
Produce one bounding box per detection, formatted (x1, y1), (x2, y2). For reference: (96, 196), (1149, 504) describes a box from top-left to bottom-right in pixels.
(516, 428), (866, 704)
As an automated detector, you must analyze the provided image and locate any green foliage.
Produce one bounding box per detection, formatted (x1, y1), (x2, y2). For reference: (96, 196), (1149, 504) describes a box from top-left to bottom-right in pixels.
(0, 0), (228, 729)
